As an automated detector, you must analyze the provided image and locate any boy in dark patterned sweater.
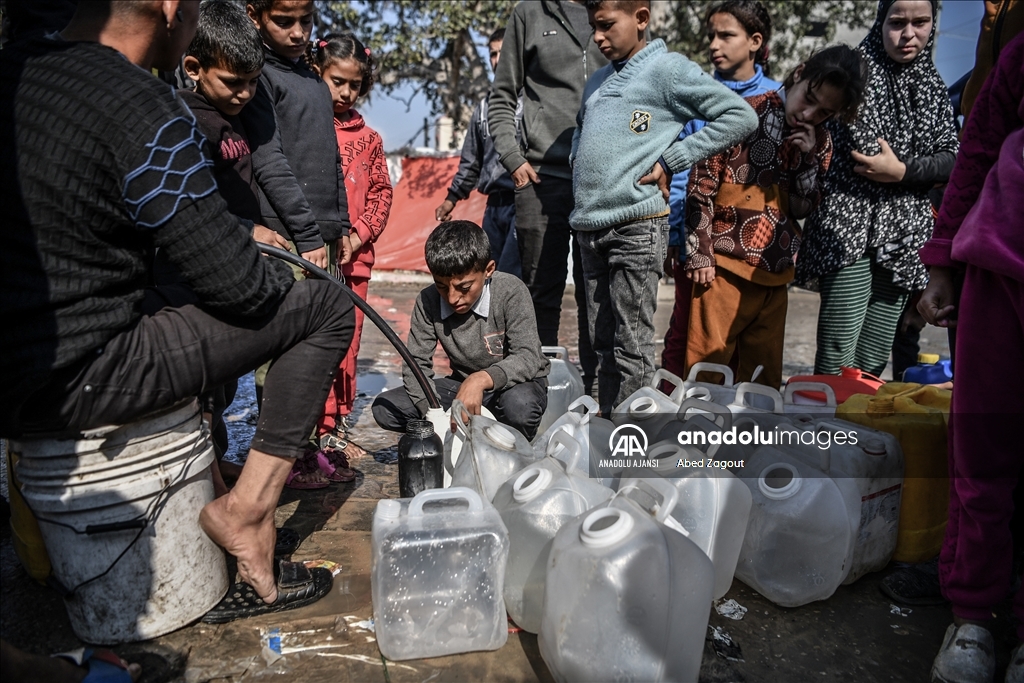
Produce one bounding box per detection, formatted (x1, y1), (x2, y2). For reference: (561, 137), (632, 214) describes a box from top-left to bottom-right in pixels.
(684, 46), (865, 389)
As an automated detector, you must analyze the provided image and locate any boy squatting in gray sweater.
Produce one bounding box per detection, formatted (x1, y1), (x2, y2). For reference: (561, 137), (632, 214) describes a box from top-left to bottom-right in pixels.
(570, 38), (758, 413)
(371, 272), (551, 440)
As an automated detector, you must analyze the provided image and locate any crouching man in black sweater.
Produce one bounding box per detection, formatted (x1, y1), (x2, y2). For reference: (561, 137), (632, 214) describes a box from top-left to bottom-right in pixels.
(0, 0), (354, 611)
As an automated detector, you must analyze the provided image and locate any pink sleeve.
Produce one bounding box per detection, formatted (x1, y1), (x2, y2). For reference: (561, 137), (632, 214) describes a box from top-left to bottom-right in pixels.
(922, 33), (1024, 268)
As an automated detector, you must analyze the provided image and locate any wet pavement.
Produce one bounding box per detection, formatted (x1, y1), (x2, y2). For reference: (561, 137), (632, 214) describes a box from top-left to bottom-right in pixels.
(5, 279), (1015, 683)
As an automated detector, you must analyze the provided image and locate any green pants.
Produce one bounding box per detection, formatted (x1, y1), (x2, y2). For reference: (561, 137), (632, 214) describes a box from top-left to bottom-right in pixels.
(814, 254), (909, 377)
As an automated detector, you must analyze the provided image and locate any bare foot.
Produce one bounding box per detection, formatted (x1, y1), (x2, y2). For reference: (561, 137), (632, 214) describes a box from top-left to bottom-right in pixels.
(199, 450), (294, 604)
(200, 494), (277, 603)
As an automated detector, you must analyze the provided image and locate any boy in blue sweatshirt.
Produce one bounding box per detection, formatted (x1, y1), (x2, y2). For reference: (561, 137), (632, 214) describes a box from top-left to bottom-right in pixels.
(571, 0), (758, 414)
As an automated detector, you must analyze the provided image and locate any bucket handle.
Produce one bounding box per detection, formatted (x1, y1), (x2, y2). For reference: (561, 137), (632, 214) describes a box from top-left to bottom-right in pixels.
(678, 397), (733, 430)
(732, 383), (785, 413)
(408, 486), (484, 517)
(618, 477), (679, 522)
(783, 382), (838, 407)
(686, 362), (735, 387)
(547, 430), (582, 474)
(649, 368), (686, 402)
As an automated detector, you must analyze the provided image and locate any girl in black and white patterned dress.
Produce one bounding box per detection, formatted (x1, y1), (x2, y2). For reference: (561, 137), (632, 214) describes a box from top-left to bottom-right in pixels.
(795, 0), (958, 377)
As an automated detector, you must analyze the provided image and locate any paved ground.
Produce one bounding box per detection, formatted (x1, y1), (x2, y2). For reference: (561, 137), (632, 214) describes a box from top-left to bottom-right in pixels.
(5, 278), (1018, 683)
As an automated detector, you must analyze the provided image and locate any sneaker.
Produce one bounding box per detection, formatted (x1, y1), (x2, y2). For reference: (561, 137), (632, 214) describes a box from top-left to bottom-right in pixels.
(931, 623), (996, 683)
(881, 558), (946, 606)
(1006, 643), (1024, 683)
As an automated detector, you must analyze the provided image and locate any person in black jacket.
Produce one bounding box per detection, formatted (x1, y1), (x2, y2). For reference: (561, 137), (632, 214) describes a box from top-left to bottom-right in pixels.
(435, 28), (522, 277)
(0, 0), (354, 611)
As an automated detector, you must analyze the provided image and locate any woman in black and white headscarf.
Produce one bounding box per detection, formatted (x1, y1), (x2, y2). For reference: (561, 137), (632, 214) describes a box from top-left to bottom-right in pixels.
(795, 0), (958, 377)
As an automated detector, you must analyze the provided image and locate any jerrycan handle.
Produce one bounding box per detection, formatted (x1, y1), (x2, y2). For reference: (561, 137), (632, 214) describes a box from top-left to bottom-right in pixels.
(649, 368), (686, 402)
(686, 362), (735, 387)
(408, 486), (484, 517)
(732, 383), (785, 413)
(566, 395), (599, 425)
(678, 397), (733, 430)
(542, 345), (571, 360)
(619, 477), (679, 523)
(784, 382), (838, 407)
(547, 429), (582, 474)
(449, 399), (472, 439)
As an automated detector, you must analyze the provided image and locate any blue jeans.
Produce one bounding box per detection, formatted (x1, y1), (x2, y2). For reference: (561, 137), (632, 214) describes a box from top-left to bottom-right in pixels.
(577, 217), (668, 414)
(482, 197), (521, 278)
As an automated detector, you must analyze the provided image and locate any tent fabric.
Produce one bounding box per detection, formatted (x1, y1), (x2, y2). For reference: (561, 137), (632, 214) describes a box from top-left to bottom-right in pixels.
(373, 155), (488, 273)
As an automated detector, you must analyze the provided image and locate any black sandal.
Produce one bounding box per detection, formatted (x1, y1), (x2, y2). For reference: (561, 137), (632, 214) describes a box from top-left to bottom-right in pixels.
(273, 527), (301, 558)
(202, 560), (333, 624)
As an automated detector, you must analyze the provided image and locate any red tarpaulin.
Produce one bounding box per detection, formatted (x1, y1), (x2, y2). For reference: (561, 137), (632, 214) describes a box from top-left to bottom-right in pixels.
(373, 155), (488, 273)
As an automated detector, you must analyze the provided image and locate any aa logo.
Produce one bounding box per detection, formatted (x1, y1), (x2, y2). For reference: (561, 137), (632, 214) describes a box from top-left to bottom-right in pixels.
(630, 110), (651, 134)
(609, 424), (648, 458)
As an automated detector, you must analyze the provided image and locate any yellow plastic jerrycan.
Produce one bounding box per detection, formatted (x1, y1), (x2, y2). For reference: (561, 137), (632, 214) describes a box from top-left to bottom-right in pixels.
(5, 445), (52, 583)
(836, 383), (951, 563)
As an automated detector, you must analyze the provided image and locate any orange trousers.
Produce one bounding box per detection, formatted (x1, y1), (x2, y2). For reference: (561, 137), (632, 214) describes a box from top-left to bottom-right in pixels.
(320, 276), (369, 434)
(685, 266), (788, 390)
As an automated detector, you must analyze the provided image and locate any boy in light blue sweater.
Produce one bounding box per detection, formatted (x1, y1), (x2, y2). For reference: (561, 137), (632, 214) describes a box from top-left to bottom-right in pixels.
(571, 0), (758, 414)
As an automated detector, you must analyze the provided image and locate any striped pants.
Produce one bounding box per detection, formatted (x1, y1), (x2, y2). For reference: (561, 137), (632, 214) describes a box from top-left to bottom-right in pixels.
(814, 254), (909, 377)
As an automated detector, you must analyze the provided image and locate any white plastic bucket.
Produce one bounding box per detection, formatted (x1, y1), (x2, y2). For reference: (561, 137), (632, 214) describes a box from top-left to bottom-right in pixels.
(10, 400), (227, 643)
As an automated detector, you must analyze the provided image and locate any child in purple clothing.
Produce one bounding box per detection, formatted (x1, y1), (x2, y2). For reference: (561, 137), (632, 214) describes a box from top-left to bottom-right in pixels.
(918, 31), (1024, 683)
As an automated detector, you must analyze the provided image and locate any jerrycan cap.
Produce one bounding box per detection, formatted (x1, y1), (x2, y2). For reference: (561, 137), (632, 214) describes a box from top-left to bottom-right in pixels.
(484, 424), (517, 450)
(580, 507), (635, 548)
(917, 352), (940, 365)
(513, 467), (554, 503)
(758, 462), (802, 500)
(861, 437), (887, 455)
(377, 499), (402, 520)
(629, 396), (659, 418)
(840, 366), (862, 378)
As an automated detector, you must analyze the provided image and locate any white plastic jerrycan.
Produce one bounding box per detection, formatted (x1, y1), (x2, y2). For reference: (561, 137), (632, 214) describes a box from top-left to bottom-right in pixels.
(439, 404), (496, 488)
(536, 346), (586, 437)
(539, 478), (715, 683)
(493, 431), (614, 634)
(778, 418), (904, 584)
(649, 443), (753, 600)
(735, 446), (858, 607)
(446, 400), (537, 502)
(371, 487), (509, 661)
(783, 381), (839, 417)
(611, 368), (687, 446)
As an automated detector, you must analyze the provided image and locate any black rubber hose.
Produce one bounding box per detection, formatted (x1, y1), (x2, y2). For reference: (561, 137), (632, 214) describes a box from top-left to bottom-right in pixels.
(255, 244), (440, 410)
